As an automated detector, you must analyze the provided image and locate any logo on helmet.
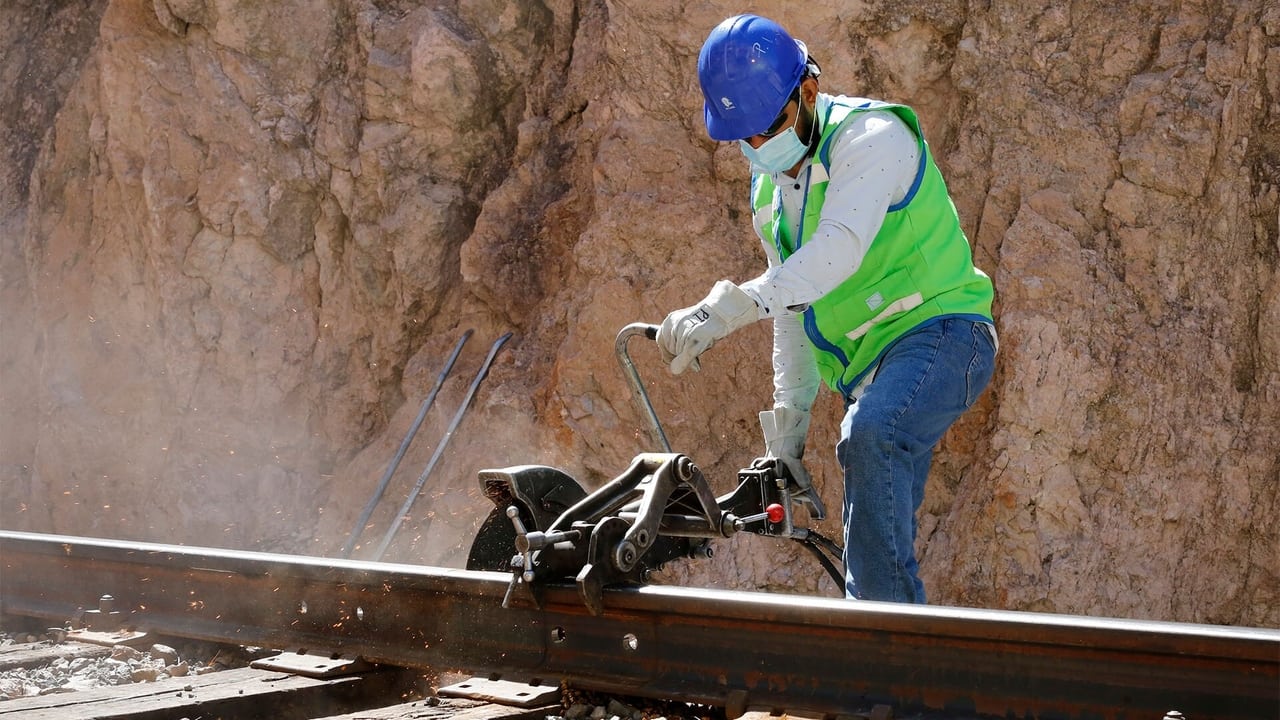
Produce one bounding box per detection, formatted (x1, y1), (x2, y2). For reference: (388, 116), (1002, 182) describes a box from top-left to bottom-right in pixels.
(720, 96), (736, 110)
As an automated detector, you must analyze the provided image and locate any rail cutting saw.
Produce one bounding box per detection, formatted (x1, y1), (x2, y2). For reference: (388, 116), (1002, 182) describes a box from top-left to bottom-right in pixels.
(466, 324), (843, 615)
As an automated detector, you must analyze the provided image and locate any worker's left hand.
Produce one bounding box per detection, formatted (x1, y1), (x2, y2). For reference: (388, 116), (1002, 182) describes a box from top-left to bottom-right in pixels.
(657, 280), (758, 374)
(755, 406), (826, 520)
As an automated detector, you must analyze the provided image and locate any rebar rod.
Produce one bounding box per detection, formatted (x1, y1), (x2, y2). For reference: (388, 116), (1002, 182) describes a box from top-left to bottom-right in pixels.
(341, 329), (474, 558)
(372, 331), (513, 561)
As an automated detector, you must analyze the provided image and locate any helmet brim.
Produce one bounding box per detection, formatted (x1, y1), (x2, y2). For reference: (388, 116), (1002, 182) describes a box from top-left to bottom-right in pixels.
(704, 102), (768, 142)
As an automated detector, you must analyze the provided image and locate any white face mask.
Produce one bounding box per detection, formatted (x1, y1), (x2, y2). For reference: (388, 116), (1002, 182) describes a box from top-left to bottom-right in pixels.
(737, 102), (814, 174)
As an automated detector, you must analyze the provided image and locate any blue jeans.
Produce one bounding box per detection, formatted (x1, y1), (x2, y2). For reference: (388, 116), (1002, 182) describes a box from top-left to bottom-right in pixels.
(836, 318), (996, 603)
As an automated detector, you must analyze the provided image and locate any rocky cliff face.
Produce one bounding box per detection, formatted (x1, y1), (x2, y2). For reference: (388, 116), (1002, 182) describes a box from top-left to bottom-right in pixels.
(2, 0), (1276, 627)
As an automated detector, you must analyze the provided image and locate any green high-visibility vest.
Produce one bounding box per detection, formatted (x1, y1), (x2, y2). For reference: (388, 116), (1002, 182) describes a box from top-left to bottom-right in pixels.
(751, 97), (994, 395)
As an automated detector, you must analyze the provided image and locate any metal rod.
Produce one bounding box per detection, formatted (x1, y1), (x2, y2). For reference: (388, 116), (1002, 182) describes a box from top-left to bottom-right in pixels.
(341, 329), (474, 559)
(615, 323), (671, 452)
(372, 331), (513, 561)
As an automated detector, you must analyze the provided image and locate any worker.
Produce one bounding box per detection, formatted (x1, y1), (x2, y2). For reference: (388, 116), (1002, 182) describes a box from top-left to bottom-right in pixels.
(656, 14), (997, 603)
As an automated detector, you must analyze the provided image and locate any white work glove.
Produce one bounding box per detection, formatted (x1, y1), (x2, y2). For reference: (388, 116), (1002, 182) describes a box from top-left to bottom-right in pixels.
(657, 280), (758, 374)
(756, 406), (826, 520)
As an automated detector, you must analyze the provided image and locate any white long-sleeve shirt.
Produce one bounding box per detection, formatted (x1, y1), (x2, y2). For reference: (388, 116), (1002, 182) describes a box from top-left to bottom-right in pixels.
(738, 95), (921, 411)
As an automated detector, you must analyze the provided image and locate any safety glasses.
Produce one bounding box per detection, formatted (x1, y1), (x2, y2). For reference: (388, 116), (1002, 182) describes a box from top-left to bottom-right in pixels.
(757, 88), (801, 138)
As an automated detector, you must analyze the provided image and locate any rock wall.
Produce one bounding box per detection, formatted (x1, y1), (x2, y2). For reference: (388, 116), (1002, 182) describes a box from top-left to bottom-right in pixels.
(1, 0), (1276, 627)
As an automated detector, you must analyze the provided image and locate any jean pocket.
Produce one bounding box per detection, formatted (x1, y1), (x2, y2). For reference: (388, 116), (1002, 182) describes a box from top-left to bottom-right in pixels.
(964, 324), (997, 406)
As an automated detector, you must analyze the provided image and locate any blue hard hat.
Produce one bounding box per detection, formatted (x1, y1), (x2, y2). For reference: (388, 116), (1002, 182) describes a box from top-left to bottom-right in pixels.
(697, 14), (807, 141)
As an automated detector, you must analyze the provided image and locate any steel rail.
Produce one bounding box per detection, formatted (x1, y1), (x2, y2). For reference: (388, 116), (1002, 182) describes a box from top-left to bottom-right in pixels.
(1, 531), (1276, 719)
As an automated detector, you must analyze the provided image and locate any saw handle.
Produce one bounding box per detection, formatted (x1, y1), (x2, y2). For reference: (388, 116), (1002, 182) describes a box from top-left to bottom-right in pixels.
(618, 322), (658, 342)
(616, 323), (671, 453)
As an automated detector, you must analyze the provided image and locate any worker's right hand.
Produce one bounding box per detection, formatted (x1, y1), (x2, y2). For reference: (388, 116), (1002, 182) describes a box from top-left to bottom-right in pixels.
(657, 280), (759, 374)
